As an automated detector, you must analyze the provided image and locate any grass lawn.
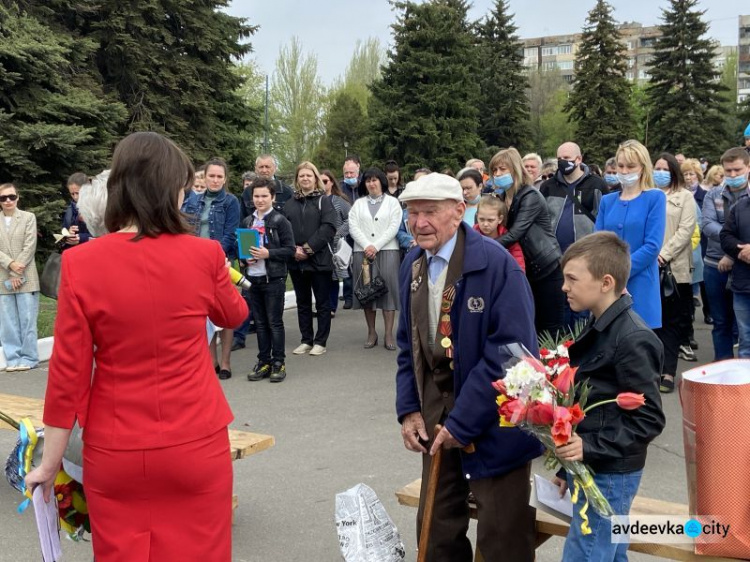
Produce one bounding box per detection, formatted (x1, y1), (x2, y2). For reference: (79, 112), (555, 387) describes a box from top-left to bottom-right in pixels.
(36, 277), (298, 339)
(38, 295), (58, 339)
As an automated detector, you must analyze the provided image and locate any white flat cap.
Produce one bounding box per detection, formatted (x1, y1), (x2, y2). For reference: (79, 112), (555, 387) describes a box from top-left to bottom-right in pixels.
(399, 173), (463, 203)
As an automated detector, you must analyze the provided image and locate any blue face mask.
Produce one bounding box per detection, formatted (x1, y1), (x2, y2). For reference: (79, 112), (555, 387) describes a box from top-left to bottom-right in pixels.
(493, 174), (513, 191)
(653, 170), (672, 188)
(604, 174), (619, 186)
(725, 174), (748, 189)
(343, 177), (358, 186)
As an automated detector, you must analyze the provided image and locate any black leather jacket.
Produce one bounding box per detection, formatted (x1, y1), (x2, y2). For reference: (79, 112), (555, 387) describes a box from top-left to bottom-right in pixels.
(568, 296), (666, 473)
(282, 192), (336, 272)
(499, 185), (562, 281)
(241, 209), (295, 279)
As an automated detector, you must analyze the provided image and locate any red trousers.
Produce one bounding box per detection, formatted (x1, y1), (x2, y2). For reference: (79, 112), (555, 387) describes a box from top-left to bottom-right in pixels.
(83, 428), (233, 562)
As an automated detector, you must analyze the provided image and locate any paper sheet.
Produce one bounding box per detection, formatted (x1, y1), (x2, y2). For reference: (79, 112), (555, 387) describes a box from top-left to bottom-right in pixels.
(32, 486), (62, 562)
(531, 473), (573, 523)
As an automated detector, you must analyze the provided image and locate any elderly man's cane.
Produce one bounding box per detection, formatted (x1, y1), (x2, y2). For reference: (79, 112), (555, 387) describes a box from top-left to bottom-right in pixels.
(417, 425), (476, 562)
(417, 425), (444, 562)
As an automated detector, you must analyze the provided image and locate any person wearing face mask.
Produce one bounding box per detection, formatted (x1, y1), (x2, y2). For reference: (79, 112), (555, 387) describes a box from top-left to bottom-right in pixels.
(540, 142), (608, 330)
(491, 148), (565, 335)
(340, 154), (362, 204)
(652, 153), (697, 392)
(720, 147), (750, 358)
(603, 157), (621, 193)
(595, 140), (667, 331)
(705, 147), (750, 360)
(457, 168), (483, 226)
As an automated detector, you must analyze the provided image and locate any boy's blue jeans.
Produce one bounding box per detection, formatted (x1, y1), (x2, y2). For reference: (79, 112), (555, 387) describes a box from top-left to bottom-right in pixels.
(562, 469), (643, 562)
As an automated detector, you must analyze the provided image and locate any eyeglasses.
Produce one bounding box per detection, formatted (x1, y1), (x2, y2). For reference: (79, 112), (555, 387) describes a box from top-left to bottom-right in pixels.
(540, 174), (553, 181)
(0, 194), (18, 202)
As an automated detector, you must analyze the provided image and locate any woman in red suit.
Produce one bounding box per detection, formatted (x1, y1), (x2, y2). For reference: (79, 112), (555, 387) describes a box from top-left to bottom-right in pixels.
(25, 132), (248, 561)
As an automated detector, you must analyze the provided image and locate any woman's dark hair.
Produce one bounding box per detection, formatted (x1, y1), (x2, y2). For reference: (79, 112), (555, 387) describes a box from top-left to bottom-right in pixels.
(457, 168), (483, 187)
(656, 152), (684, 190)
(106, 132), (193, 239)
(320, 169), (348, 203)
(357, 167), (388, 198)
(204, 157), (229, 189)
(384, 160), (402, 186)
(589, 164), (602, 178)
(251, 177), (276, 197)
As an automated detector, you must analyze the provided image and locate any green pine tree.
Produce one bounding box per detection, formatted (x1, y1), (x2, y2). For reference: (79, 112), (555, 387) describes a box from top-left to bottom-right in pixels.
(645, 0), (727, 159)
(314, 92), (369, 172)
(564, 0), (633, 164)
(0, 3), (127, 257)
(475, 0), (529, 150)
(80, 0), (260, 179)
(737, 96), (750, 146)
(368, 0), (482, 174)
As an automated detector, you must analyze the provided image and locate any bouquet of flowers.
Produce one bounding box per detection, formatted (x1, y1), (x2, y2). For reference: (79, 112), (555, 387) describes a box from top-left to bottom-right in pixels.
(2, 411), (90, 541)
(492, 343), (646, 534)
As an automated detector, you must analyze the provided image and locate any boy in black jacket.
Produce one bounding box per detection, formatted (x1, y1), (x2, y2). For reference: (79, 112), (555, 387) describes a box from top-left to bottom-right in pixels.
(243, 178), (296, 383)
(553, 231), (666, 561)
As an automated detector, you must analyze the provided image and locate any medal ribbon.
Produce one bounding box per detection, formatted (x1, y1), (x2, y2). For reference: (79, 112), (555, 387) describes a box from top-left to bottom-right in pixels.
(439, 285), (456, 358)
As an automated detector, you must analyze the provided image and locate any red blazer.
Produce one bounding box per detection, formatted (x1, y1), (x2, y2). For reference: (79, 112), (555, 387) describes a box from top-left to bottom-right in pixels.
(43, 233), (248, 450)
(473, 224), (526, 272)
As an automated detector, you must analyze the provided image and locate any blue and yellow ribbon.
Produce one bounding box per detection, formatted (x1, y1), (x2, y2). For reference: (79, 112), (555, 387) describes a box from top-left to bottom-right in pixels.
(16, 418), (39, 513)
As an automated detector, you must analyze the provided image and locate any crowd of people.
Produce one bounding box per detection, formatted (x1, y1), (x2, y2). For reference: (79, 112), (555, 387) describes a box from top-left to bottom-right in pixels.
(7, 126), (748, 561)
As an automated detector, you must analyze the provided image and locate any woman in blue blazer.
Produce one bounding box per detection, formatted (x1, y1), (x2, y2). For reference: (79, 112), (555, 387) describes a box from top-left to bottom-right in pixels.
(595, 140), (666, 329)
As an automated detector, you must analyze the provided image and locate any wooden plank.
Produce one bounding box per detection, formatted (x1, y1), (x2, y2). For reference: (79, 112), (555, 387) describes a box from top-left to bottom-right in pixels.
(0, 393), (274, 461)
(396, 479), (741, 562)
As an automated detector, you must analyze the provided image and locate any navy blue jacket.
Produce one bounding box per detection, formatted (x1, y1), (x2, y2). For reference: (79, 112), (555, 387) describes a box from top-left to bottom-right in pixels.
(182, 189), (240, 260)
(396, 224), (543, 480)
(720, 196), (750, 293)
(61, 201), (91, 251)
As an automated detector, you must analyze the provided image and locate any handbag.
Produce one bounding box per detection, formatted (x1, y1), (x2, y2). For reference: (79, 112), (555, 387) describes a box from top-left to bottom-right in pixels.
(354, 257), (388, 306)
(659, 262), (679, 299)
(329, 239), (352, 280)
(40, 252), (62, 300)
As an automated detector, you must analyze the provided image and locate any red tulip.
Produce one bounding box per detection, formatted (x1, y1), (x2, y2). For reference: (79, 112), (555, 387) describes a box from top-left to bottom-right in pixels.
(568, 403), (585, 425)
(616, 393), (645, 410)
(551, 417), (573, 447)
(552, 365), (578, 393)
(499, 398), (527, 424)
(527, 402), (554, 425)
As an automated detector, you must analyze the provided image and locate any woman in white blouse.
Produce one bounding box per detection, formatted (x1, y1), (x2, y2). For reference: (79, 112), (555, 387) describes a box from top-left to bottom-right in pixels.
(348, 168), (402, 350)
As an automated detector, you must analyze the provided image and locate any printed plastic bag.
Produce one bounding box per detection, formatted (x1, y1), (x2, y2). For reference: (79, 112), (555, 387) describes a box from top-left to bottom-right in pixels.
(335, 483), (406, 562)
(681, 360), (750, 558)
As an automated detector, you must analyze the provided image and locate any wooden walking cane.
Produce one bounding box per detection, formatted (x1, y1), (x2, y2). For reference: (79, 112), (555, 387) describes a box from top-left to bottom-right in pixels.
(417, 424), (444, 562)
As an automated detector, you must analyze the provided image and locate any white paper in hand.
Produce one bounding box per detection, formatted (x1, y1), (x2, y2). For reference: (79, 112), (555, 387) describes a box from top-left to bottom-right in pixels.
(531, 473), (573, 523)
(32, 486), (62, 562)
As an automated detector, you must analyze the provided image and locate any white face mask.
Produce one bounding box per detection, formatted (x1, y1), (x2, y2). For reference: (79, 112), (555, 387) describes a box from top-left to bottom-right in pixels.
(617, 172), (640, 188)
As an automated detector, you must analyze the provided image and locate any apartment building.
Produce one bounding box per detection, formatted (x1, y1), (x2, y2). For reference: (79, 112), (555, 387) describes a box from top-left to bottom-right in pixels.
(740, 15), (750, 102)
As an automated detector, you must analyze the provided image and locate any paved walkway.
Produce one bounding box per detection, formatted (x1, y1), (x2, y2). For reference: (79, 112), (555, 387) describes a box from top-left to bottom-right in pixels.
(0, 304), (711, 561)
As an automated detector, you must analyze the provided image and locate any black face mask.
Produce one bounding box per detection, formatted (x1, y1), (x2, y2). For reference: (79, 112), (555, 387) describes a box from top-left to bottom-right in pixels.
(557, 159), (578, 176)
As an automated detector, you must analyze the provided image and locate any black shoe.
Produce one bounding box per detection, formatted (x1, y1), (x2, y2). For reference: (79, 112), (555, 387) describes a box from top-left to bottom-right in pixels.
(218, 369), (232, 380)
(214, 364), (220, 374)
(231, 340), (245, 352)
(247, 363), (271, 381)
(693, 297), (701, 308)
(689, 338), (698, 350)
(659, 375), (675, 393)
(343, 300), (353, 309)
(269, 362), (286, 383)
(678, 345), (697, 362)
(704, 315), (714, 325)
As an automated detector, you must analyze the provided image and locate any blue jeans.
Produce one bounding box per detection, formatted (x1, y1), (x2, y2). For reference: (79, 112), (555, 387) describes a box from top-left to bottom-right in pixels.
(0, 292), (39, 368)
(562, 469), (643, 562)
(248, 276), (286, 364)
(733, 291), (750, 359)
(704, 265), (735, 360)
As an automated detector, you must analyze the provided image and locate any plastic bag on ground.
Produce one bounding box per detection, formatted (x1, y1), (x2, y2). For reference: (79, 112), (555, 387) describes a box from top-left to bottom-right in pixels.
(335, 483), (406, 562)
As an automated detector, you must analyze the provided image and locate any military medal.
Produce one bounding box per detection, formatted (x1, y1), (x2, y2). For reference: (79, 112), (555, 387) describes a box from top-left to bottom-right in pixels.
(439, 285), (456, 359)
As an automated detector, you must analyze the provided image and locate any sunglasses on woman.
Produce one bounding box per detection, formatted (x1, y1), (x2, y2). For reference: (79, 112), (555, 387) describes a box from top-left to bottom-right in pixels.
(0, 194), (18, 202)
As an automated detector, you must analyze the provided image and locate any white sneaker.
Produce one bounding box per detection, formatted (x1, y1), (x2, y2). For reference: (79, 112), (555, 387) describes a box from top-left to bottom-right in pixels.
(309, 345), (327, 356)
(293, 344), (313, 355)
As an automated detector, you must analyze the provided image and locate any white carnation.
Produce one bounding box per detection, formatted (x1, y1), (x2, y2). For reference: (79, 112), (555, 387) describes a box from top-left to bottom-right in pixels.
(504, 360), (546, 398)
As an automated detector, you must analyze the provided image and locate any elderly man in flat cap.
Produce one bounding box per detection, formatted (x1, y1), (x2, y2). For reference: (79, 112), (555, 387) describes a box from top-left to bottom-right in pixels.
(396, 173), (542, 561)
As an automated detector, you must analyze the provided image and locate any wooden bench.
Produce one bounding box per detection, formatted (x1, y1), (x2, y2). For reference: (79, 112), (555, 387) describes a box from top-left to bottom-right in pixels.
(396, 478), (741, 562)
(0, 393), (274, 520)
